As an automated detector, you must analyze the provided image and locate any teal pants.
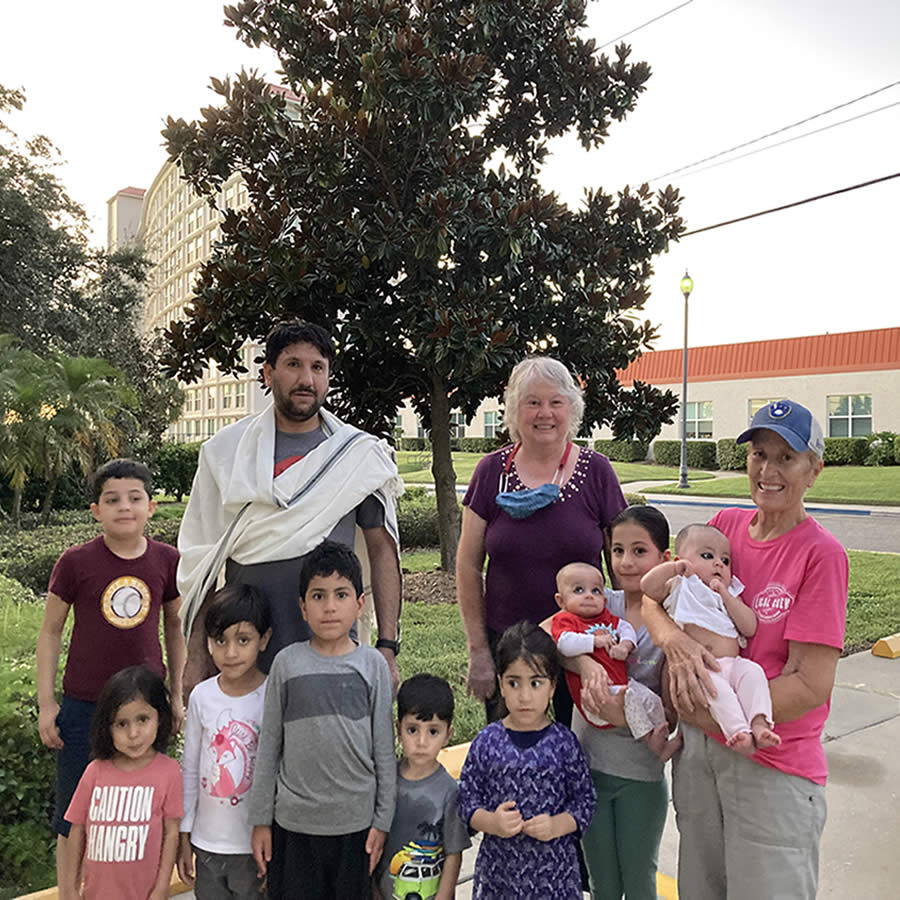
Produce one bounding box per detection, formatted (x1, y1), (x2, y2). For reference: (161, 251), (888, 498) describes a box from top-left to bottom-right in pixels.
(582, 769), (668, 900)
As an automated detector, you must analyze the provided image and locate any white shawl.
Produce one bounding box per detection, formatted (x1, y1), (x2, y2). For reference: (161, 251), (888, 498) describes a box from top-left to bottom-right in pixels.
(177, 404), (403, 637)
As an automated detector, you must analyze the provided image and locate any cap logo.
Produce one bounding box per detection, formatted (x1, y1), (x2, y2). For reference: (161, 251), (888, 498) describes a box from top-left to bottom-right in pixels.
(769, 401), (791, 419)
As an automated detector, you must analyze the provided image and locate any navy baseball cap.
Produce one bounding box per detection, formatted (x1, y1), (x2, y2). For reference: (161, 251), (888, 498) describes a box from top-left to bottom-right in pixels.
(736, 400), (825, 458)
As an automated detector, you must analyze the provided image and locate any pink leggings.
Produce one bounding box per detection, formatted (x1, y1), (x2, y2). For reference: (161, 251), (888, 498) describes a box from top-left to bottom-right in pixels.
(707, 657), (773, 742)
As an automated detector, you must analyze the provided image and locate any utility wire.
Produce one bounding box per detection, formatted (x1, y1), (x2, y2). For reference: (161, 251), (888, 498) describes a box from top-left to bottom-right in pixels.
(667, 99), (900, 181)
(598, 1), (695, 51)
(650, 79), (900, 182)
(682, 171), (900, 237)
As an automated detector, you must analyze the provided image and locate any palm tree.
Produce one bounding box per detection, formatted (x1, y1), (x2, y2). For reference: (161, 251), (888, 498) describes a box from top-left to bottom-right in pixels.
(0, 337), (136, 525)
(36, 353), (136, 522)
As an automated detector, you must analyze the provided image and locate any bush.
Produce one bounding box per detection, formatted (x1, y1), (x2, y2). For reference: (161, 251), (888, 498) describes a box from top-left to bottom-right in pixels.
(865, 431), (897, 466)
(458, 437), (499, 453)
(823, 437), (868, 466)
(155, 441), (202, 501)
(397, 487), (441, 547)
(895, 434), (900, 463)
(400, 437), (428, 451)
(652, 440), (717, 469)
(0, 518), (181, 594)
(593, 439), (648, 462)
(623, 492), (647, 506)
(717, 439), (748, 471)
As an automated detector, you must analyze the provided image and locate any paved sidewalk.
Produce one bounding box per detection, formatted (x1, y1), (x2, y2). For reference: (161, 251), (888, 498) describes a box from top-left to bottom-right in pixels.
(454, 650), (900, 899)
(174, 651), (899, 900)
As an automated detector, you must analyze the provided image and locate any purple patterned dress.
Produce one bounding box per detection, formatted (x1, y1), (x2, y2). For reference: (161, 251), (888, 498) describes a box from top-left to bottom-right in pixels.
(458, 722), (596, 899)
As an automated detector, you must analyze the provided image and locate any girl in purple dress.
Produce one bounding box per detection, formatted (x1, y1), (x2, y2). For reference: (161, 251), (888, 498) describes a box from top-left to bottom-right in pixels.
(458, 623), (595, 898)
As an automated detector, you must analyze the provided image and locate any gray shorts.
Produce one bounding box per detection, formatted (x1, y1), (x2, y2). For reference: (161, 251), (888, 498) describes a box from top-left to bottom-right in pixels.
(192, 845), (263, 900)
(672, 724), (826, 900)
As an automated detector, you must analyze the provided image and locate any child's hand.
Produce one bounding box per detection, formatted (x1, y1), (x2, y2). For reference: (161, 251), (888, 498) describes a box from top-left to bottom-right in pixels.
(492, 800), (524, 838)
(522, 813), (556, 842)
(38, 701), (63, 750)
(176, 833), (194, 885)
(593, 632), (615, 652)
(251, 825), (272, 878)
(366, 827), (387, 873)
(608, 640), (632, 661)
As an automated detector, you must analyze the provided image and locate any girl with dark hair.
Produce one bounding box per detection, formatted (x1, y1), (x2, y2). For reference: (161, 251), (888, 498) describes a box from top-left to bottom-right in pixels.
(61, 666), (183, 900)
(566, 505), (675, 900)
(458, 622), (595, 898)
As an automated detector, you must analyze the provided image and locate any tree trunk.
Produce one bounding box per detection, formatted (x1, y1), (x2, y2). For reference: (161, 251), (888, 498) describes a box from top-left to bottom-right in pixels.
(430, 372), (460, 571)
(41, 475), (59, 525)
(12, 485), (23, 529)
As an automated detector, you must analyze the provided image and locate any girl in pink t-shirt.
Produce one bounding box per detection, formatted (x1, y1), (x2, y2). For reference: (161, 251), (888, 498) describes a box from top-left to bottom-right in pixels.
(62, 666), (183, 900)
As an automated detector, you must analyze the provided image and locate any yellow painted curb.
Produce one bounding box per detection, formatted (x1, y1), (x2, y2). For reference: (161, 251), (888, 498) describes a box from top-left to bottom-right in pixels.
(437, 740), (471, 780)
(657, 870), (679, 898)
(872, 633), (900, 658)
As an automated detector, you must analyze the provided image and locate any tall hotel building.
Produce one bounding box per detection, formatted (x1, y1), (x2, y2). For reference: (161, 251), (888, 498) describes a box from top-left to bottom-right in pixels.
(107, 170), (266, 441)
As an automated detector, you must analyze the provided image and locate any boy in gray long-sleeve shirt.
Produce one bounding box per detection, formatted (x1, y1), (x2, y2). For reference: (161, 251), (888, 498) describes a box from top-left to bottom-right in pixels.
(249, 541), (396, 899)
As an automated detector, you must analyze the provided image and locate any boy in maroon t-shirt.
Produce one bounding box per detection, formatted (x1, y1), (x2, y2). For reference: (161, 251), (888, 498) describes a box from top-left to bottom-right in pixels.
(35, 458), (184, 887)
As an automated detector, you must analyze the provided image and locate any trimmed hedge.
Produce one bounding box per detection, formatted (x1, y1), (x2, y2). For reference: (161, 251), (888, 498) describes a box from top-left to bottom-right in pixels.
(0, 517), (181, 595)
(824, 437), (868, 466)
(593, 439), (648, 462)
(717, 439), (748, 471)
(458, 437), (500, 453)
(652, 440), (718, 469)
(400, 437), (428, 451)
(895, 434), (900, 463)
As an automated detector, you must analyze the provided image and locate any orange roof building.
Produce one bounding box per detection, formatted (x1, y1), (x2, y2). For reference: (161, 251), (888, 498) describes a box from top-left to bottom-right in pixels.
(605, 326), (900, 443)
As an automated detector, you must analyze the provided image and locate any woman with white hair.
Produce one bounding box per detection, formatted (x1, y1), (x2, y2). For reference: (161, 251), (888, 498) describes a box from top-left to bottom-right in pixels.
(457, 356), (626, 724)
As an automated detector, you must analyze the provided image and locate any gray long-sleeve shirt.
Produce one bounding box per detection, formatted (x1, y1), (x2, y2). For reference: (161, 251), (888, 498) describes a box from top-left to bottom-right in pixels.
(247, 641), (396, 834)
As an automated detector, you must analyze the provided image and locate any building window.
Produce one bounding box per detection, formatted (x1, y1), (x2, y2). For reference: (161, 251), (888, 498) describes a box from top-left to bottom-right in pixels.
(207, 418), (216, 437)
(416, 419), (426, 440)
(827, 394), (872, 437)
(235, 382), (246, 409)
(222, 384), (234, 409)
(206, 386), (216, 410)
(483, 410), (499, 439)
(686, 401), (713, 439)
(450, 411), (466, 439)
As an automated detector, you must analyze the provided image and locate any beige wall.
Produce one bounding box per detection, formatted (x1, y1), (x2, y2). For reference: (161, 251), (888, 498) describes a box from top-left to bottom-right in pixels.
(398, 369), (900, 443)
(106, 192), (143, 250)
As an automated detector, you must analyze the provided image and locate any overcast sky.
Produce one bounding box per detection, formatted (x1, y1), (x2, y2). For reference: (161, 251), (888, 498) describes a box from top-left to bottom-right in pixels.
(3, 0), (898, 350)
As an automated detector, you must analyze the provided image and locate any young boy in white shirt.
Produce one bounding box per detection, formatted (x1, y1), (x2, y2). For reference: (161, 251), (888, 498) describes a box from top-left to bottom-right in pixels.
(177, 584), (271, 898)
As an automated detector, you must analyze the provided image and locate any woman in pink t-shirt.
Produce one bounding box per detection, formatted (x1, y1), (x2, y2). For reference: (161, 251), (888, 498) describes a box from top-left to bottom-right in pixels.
(643, 400), (848, 900)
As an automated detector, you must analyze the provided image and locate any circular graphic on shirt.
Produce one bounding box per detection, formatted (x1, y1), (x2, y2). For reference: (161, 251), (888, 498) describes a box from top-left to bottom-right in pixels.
(100, 576), (151, 629)
(753, 583), (794, 624)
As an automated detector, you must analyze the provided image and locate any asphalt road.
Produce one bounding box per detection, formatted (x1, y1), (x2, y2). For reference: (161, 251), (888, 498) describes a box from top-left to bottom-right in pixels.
(646, 498), (900, 554)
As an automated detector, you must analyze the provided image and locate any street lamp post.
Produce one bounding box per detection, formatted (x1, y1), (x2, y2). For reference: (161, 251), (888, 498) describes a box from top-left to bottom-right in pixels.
(678, 270), (693, 490)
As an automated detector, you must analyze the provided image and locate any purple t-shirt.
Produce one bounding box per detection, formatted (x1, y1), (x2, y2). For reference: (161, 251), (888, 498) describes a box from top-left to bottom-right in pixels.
(463, 446), (626, 634)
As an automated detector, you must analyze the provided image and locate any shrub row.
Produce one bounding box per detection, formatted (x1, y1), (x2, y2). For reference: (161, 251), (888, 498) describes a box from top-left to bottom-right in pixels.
(399, 436), (501, 453)
(652, 440), (718, 469)
(0, 517), (181, 595)
(593, 440), (648, 462)
(824, 437), (868, 466)
(716, 439), (747, 471)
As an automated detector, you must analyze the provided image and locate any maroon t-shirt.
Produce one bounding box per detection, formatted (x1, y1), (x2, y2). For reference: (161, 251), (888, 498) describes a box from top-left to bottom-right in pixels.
(49, 536), (180, 701)
(463, 446), (626, 634)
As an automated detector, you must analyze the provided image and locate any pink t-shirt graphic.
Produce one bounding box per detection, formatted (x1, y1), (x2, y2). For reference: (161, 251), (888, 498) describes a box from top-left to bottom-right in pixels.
(204, 711), (259, 803)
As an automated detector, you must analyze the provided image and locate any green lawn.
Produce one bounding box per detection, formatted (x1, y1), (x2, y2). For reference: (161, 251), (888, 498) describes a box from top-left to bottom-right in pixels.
(397, 451), (715, 487)
(649, 466), (900, 506)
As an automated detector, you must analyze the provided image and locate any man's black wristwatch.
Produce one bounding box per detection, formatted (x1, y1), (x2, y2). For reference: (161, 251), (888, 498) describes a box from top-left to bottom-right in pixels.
(375, 638), (401, 656)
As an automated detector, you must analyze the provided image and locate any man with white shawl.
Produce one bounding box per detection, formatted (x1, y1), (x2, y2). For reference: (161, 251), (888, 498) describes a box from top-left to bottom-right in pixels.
(177, 321), (404, 695)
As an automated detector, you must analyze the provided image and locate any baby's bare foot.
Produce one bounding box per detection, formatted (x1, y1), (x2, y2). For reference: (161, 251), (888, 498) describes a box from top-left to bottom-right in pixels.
(751, 716), (781, 749)
(726, 731), (755, 757)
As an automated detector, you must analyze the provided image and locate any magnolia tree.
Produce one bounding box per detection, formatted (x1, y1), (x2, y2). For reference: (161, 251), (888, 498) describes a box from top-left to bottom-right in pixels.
(162, 0), (683, 567)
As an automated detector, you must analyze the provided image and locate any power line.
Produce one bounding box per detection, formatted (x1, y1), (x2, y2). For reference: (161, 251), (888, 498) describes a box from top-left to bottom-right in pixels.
(668, 99), (900, 181)
(682, 171), (900, 237)
(650, 79), (900, 182)
(598, 1), (695, 51)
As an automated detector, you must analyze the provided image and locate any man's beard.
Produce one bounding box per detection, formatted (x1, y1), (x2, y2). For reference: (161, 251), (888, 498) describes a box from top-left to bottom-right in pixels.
(275, 387), (324, 423)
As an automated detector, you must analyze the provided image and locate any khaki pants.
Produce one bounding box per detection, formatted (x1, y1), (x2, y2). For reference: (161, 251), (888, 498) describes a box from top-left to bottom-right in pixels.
(672, 724), (826, 900)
